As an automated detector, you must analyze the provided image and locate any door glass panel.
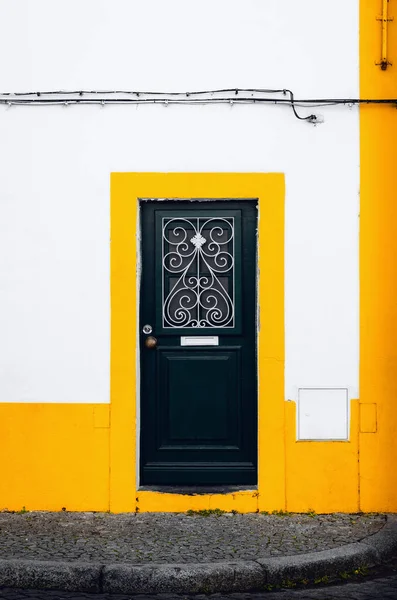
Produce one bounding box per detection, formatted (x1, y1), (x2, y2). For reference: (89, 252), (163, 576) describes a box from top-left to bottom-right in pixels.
(162, 217), (235, 329)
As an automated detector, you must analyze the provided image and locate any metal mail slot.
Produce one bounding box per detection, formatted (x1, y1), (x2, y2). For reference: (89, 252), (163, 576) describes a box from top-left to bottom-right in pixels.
(180, 336), (219, 346)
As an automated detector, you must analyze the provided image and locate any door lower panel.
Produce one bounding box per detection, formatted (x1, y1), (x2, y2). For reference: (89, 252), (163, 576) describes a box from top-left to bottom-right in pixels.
(158, 348), (241, 449)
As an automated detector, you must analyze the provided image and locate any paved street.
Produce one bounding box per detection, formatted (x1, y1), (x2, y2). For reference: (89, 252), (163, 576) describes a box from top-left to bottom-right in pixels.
(0, 574), (396, 599)
(1, 558), (397, 600)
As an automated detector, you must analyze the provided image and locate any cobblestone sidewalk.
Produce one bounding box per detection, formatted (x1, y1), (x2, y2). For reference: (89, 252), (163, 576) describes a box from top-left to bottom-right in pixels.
(0, 511), (385, 564)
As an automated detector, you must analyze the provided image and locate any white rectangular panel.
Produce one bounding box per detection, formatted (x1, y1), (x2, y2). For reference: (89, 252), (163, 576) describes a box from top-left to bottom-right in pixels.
(297, 388), (349, 441)
(181, 336), (219, 346)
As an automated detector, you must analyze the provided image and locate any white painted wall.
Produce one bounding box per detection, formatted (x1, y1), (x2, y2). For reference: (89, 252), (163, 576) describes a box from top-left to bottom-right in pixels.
(0, 1), (359, 407)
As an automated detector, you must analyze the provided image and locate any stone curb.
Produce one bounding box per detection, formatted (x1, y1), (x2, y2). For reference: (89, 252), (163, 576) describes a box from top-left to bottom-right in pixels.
(0, 514), (395, 594)
(0, 560), (102, 593)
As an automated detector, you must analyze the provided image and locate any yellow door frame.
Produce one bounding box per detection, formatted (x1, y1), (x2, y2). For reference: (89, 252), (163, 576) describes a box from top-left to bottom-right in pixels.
(110, 172), (285, 512)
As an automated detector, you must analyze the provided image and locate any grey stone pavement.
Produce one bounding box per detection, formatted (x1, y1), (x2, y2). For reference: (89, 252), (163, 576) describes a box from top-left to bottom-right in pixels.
(0, 511), (396, 597)
(0, 512), (386, 564)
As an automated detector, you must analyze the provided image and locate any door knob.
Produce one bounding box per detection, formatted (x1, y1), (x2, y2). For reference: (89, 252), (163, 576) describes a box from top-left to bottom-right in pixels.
(145, 336), (157, 349)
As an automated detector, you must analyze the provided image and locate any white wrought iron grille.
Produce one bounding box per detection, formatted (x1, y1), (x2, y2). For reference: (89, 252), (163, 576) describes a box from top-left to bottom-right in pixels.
(162, 217), (235, 328)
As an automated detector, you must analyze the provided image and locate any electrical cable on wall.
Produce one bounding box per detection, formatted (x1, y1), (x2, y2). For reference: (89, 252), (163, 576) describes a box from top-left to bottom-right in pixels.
(0, 87), (396, 124)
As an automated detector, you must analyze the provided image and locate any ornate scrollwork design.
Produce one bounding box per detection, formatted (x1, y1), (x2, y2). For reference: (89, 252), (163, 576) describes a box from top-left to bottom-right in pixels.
(162, 217), (235, 328)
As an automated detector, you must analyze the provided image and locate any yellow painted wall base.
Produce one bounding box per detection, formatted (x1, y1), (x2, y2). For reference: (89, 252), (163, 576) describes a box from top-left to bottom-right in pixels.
(0, 404), (109, 512)
(285, 401), (359, 514)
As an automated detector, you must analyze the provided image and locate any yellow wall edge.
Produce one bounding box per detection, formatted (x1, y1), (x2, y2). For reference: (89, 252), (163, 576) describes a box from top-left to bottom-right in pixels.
(359, 1), (397, 512)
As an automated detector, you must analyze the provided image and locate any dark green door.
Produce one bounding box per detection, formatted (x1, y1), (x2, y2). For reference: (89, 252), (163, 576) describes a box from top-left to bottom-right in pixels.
(140, 200), (257, 485)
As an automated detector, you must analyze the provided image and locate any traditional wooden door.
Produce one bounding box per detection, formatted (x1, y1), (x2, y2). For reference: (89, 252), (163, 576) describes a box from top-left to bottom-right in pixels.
(140, 200), (257, 485)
